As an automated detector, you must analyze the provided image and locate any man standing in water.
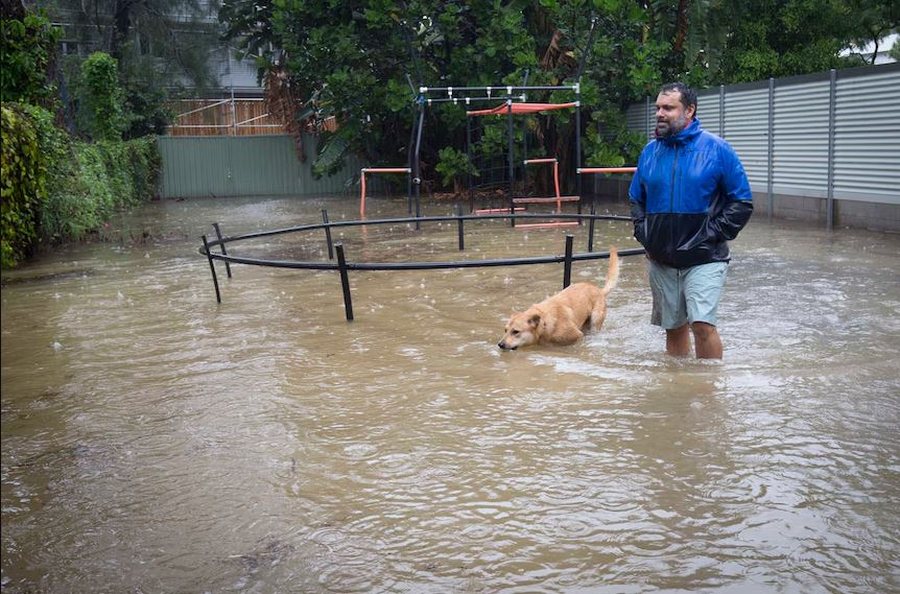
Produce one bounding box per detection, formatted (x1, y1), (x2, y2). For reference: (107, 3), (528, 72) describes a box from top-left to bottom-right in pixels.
(628, 82), (754, 359)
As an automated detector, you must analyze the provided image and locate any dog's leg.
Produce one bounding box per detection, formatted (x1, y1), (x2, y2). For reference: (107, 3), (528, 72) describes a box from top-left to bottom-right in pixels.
(549, 323), (584, 346)
(590, 305), (607, 331)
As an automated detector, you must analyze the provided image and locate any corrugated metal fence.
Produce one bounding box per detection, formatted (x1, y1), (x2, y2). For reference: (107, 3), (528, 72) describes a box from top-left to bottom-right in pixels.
(625, 63), (900, 226)
(157, 134), (360, 198)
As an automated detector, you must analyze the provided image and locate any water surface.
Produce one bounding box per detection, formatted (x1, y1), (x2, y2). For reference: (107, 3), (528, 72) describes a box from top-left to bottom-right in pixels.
(2, 195), (899, 593)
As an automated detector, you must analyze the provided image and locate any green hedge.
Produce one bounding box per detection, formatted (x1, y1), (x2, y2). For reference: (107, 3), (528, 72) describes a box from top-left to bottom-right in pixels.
(1, 104), (45, 267)
(0, 103), (161, 268)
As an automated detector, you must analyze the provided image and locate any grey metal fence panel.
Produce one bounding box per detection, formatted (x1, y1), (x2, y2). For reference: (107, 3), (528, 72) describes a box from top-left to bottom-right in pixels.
(625, 100), (651, 141)
(833, 69), (900, 204)
(773, 79), (831, 198)
(624, 64), (900, 208)
(723, 87), (770, 190)
(696, 89), (721, 136)
(158, 136), (235, 197)
(157, 134), (361, 198)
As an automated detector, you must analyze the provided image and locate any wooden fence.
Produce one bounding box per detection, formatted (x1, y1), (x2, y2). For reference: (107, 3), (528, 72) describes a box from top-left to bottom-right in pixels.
(167, 98), (284, 136)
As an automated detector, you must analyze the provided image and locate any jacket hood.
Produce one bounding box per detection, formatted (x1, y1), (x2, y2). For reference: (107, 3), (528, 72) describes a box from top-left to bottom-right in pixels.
(658, 117), (703, 146)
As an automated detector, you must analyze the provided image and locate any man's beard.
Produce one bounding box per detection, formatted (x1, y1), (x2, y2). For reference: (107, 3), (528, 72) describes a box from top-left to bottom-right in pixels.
(656, 114), (688, 138)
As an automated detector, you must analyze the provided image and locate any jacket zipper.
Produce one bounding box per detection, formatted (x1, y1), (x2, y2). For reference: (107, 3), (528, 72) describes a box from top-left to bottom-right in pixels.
(668, 145), (678, 260)
(670, 145), (678, 213)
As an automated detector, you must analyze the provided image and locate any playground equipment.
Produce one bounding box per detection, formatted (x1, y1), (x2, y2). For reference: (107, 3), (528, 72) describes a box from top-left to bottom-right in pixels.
(408, 85), (585, 228)
(578, 167), (638, 175)
(463, 93), (582, 225)
(514, 157), (580, 229)
(366, 14), (612, 223)
(359, 167), (412, 218)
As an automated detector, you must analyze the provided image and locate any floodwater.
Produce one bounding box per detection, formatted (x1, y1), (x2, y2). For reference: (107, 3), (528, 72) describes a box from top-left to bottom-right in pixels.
(1, 194), (898, 593)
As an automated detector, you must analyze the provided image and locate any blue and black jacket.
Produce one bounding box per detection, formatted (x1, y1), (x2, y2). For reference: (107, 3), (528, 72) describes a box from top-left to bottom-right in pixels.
(628, 118), (753, 269)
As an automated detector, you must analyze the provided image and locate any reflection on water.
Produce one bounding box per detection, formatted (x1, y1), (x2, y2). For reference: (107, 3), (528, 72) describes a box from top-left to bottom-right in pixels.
(2, 195), (899, 593)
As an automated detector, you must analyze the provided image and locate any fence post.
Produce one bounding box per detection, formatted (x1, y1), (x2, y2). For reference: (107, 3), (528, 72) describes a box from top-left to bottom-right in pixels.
(563, 234), (574, 289)
(202, 235), (222, 303)
(767, 77), (775, 223)
(507, 100), (516, 227)
(587, 201), (597, 253)
(719, 84), (725, 138)
(645, 96), (651, 140)
(212, 223), (232, 278)
(322, 209), (334, 260)
(456, 204), (465, 251)
(826, 69), (837, 231)
(335, 243), (354, 321)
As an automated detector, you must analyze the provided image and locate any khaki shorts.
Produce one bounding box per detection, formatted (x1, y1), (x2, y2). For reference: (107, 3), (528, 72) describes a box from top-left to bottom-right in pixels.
(648, 260), (728, 329)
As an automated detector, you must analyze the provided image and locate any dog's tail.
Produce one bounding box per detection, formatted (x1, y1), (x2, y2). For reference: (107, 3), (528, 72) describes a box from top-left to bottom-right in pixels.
(602, 246), (619, 295)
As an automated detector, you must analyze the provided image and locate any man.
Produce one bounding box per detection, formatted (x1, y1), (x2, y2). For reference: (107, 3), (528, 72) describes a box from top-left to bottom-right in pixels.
(628, 82), (753, 359)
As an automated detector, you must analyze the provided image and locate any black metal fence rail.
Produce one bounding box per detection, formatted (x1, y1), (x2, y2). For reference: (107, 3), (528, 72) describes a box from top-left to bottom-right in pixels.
(200, 210), (645, 321)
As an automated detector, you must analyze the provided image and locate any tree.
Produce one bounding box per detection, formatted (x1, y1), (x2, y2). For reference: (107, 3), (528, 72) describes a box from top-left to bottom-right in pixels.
(219, 0), (651, 184)
(217, 0), (897, 186)
(703, 0), (896, 83)
(33, 0), (222, 137)
(77, 51), (126, 141)
(844, 0), (899, 64)
(0, 10), (61, 107)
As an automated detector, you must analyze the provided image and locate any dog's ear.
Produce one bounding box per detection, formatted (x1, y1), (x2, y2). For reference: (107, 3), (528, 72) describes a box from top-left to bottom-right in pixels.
(528, 313), (541, 328)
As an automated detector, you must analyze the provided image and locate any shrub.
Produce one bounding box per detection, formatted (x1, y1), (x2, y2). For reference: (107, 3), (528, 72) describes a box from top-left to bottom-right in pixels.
(18, 103), (77, 242)
(435, 147), (478, 193)
(77, 52), (126, 142)
(1, 103), (161, 266)
(1, 104), (45, 268)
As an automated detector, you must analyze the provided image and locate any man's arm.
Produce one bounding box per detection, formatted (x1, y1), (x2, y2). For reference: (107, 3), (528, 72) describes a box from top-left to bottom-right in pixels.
(710, 145), (753, 240)
(628, 153), (648, 246)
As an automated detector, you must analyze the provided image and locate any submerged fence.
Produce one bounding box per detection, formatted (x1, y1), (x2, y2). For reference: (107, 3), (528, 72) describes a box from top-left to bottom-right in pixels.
(200, 210), (644, 321)
(625, 63), (900, 229)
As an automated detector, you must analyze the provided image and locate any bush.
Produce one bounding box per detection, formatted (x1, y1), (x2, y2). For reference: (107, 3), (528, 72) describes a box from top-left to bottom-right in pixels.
(77, 52), (126, 141)
(0, 103), (161, 267)
(40, 138), (161, 243)
(0, 104), (45, 267)
(435, 147), (478, 193)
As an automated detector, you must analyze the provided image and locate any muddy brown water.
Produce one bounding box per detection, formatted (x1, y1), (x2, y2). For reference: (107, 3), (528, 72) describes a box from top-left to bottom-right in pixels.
(2, 195), (899, 593)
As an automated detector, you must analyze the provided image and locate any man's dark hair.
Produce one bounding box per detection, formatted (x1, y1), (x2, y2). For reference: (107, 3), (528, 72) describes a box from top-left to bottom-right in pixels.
(660, 82), (697, 112)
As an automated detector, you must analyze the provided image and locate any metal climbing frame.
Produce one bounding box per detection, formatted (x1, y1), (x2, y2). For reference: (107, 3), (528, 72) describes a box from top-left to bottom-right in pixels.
(411, 84), (582, 226)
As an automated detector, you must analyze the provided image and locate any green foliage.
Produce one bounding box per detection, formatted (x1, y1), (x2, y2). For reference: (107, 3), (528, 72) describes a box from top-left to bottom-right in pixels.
(0, 12), (61, 107)
(39, 137), (161, 243)
(435, 146), (478, 192)
(1, 104), (45, 268)
(313, 134), (350, 178)
(0, 102), (161, 265)
(219, 0), (896, 178)
(16, 103), (77, 242)
(891, 40), (900, 62)
(583, 108), (645, 167)
(118, 54), (174, 138)
(77, 52), (126, 141)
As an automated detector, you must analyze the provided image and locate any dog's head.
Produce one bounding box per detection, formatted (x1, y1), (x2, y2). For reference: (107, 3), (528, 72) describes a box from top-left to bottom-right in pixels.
(498, 310), (542, 350)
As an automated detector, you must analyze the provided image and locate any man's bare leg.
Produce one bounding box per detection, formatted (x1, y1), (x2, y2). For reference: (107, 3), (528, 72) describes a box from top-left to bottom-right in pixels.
(691, 322), (723, 359)
(666, 324), (692, 357)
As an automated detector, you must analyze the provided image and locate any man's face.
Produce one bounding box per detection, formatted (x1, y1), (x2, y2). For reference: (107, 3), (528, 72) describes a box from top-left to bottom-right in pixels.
(655, 90), (694, 138)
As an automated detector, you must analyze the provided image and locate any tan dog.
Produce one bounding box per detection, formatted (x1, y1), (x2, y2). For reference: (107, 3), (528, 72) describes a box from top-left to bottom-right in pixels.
(498, 247), (619, 350)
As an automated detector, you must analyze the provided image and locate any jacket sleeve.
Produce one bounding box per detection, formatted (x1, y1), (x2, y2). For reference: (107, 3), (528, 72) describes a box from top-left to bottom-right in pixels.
(628, 153), (648, 247)
(710, 144), (753, 240)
